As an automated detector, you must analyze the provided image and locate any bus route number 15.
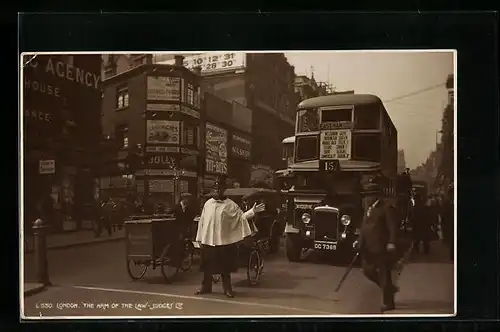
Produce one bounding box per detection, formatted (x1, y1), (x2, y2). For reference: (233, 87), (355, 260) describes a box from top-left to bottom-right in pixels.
(324, 160), (339, 172)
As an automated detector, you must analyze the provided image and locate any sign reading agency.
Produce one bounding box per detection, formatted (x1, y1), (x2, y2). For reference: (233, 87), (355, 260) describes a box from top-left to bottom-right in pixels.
(320, 129), (352, 160)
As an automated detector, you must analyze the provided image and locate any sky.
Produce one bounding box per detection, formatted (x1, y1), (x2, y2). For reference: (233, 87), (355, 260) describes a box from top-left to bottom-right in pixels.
(284, 51), (454, 169)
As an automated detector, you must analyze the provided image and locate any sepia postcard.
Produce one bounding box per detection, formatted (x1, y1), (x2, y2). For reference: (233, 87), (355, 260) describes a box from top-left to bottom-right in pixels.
(20, 50), (456, 319)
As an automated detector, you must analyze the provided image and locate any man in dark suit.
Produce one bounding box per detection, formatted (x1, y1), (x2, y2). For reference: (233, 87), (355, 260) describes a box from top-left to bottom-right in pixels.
(412, 194), (433, 255)
(173, 193), (197, 240)
(354, 174), (400, 312)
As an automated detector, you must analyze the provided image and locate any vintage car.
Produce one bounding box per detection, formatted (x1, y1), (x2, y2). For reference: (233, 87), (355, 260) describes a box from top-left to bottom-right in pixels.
(285, 186), (362, 262)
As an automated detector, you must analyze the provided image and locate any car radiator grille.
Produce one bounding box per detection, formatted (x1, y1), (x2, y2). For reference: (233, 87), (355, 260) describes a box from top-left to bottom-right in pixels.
(313, 210), (339, 241)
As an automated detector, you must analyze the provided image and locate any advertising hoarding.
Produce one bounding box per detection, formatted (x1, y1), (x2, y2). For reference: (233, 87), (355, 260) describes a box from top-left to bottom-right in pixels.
(231, 134), (251, 160)
(205, 123), (228, 174)
(159, 52), (246, 76)
(146, 120), (180, 144)
(149, 179), (174, 193)
(147, 76), (181, 101)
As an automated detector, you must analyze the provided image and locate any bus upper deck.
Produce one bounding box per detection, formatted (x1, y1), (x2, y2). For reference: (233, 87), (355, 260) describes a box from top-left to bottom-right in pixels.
(291, 94), (397, 176)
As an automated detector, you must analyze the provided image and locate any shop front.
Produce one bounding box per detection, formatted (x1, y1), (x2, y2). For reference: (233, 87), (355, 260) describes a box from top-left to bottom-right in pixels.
(22, 54), (102, 233)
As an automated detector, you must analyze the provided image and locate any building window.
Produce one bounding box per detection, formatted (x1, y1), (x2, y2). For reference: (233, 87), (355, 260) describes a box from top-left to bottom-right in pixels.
(185, 82), (200, 108)
(187, 83), (194, 105)
(116, 85), (129, 109)
(182, 123), (198, 147)
(116, 125), (129, 149)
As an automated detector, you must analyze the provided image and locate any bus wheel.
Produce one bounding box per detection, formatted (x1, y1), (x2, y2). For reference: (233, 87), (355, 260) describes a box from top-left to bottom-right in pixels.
(285, 233), (302, 262)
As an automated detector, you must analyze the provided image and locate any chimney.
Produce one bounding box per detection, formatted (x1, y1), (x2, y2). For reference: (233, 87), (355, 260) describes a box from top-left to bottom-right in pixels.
(193, 66), (202, 75)
(174, 55), (185, 66)
(104, 55), (117, 79)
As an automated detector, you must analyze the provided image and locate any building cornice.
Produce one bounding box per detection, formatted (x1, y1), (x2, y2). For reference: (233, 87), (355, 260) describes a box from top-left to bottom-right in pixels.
(103, 64), (201, 85)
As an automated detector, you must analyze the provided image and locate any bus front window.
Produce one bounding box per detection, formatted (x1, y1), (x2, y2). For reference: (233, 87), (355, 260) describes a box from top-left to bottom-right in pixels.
(297, 109), (319, 133)
(282, 144), (293, 161)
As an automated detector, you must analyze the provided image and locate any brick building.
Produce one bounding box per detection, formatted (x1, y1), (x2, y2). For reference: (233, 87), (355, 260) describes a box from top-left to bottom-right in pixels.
(397, 149), (407, 174)
(161, 52), (298, 184)
(102, 52), (298, 191)
(203, 93), (252, 190)
(23, 54), (102, 232)
(294, 75), (329, 101)
(101, 56), (203, 209)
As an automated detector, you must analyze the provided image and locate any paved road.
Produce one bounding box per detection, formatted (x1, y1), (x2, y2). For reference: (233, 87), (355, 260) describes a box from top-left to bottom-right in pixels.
(22, 238), (453, 317)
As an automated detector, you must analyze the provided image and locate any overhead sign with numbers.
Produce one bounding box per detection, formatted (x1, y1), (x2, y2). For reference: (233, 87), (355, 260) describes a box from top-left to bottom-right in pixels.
(320, 129), (352, 160)
(178, 53), (246, 75)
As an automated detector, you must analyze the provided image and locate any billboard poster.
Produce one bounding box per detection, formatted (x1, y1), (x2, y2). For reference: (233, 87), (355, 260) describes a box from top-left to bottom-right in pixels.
(147, 76), (181, 101)
(147, 120), (180, 144)
(149, 179), (174, 193)
(320, 129), (352, 160)
(231, 134), (251, 160)
(205, 123), (228, 174)
(158, 52), (246, 76)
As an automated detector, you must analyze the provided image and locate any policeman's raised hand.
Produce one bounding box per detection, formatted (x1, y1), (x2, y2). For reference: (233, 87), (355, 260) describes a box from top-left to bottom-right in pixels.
(386, 243), (396, 252)
(252, 202), (266, 213)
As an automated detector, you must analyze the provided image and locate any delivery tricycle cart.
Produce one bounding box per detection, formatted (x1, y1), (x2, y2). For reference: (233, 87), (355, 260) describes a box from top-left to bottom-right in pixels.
(124, 214), (195, 283)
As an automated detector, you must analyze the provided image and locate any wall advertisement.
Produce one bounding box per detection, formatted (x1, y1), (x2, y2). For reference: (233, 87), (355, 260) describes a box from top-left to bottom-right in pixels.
(149, 179), (175, 193)
(158, 52), (246, 76)
(231, 134), (251, 160)
(147, 76), (181, 101)
(146, 120), (180, 144)
(205, 123), (228, 174)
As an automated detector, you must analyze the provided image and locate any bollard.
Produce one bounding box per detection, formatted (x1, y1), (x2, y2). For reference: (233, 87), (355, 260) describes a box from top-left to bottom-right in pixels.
(32, 219), (51, 286)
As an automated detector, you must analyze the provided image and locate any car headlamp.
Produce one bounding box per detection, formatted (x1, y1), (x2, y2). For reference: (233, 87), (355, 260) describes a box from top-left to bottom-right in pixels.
(301, 213), (311, 224)
(341, 214), (351, 226)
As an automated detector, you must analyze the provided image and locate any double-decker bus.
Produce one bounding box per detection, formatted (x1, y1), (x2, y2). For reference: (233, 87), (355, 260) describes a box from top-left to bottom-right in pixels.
(281, 136), (295, 168)
(281, 94), (398, 262)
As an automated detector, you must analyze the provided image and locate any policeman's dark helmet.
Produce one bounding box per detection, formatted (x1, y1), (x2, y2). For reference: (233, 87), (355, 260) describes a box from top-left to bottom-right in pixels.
(214, 175), (229, 197)
(215, 175), (228, 186)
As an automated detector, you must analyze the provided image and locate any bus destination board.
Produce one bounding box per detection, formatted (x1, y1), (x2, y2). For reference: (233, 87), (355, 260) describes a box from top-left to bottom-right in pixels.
(320, 129), (351, 160)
